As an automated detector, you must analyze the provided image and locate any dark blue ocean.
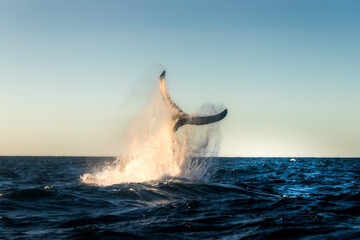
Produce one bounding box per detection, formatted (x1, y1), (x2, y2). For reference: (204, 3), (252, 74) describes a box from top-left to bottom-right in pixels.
(0, 157), (359, 239)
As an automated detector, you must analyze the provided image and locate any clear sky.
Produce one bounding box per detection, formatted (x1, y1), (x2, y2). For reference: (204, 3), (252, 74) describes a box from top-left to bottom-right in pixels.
(1, 0), (359, 157)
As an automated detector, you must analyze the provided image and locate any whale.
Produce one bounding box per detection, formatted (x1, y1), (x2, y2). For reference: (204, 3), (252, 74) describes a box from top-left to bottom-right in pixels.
(159, 71), (227, 132)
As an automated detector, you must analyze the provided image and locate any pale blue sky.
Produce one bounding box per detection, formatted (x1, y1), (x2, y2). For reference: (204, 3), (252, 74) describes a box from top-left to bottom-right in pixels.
(0, 1), (359, 156)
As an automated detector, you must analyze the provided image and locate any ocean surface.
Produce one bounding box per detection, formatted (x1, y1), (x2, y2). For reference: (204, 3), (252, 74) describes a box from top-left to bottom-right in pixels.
(0, 156), (359, 239)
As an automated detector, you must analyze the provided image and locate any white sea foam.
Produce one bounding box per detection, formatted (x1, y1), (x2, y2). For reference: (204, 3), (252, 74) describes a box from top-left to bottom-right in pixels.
(81, 90), (221, 186)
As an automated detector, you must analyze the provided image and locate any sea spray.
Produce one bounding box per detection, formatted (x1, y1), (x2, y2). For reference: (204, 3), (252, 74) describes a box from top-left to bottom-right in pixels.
(81, 91), (222, 186)
(177, 104), (222, 181)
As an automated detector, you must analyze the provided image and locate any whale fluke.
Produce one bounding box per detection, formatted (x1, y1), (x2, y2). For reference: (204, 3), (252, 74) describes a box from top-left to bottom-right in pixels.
(159, 70), (227, 132)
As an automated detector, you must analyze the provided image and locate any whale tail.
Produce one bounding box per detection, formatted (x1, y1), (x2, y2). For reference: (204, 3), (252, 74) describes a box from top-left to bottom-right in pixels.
(159, 71), (227, 132)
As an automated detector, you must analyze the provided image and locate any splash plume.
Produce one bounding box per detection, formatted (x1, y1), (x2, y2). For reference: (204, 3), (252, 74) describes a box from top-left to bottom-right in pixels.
(81, 71), (227, 185)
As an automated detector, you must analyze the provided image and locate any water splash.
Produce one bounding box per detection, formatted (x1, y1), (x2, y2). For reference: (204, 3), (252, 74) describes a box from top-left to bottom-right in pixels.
(81, 91), (221, 186)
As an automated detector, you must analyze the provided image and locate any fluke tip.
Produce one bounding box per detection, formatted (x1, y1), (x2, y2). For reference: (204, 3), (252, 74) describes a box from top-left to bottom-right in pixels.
(160, 70), (166, 79)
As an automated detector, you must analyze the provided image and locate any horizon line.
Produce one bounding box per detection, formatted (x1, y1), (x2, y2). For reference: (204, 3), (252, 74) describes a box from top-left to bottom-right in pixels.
(0, 155), (359, 159)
